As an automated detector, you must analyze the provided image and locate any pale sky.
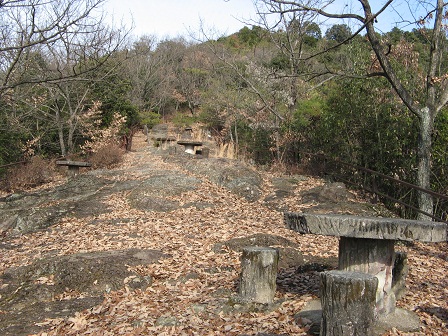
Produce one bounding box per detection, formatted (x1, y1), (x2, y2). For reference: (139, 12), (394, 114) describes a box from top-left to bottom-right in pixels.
(103, 0), (257, 40)
(102, 0), (427, 41)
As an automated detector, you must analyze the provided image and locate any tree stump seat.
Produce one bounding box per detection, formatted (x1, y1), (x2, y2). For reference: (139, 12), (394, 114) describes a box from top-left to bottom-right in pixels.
(320, 270), (378, 336)
(56, 160), (91, 177)
(284, 213), (447, 316)
(239, 246), (279, 304)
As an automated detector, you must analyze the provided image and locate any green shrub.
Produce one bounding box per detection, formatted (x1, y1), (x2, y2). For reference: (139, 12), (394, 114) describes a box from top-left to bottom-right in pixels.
(139, 110), (162, 129)
(172, 112), (199, 127)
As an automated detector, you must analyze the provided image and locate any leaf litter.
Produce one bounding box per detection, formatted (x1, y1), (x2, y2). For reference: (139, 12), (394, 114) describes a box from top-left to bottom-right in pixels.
(0, 133), (446, 335)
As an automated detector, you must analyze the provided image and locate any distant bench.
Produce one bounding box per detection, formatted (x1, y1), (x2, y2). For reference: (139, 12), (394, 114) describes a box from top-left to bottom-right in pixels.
(284, 212), (447, 316)
(154, 137), (176, 145)
(56, 160), (91, 177)
(152, 137), (177, 150)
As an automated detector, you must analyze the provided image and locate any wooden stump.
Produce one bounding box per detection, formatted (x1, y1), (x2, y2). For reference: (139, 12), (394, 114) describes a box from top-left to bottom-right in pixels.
(320, 270), (378, 336)
(239, 247), (279, 304)
(338, 237), (395, 315)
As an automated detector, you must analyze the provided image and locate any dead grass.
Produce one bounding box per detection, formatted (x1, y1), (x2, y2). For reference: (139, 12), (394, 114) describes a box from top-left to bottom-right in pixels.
(88, 143), (125, 169)
(216, 142), (236, 159)
(0, 156), (56, 192)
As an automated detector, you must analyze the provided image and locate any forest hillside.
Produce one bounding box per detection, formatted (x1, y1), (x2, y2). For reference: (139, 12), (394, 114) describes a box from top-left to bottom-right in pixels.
(2, 1), (448, 220)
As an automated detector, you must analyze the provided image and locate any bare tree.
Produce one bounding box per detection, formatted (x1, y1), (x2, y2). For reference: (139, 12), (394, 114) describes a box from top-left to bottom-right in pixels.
(256, 0), (448, 219)
(0, 0), (127, 93)
(124, 37), (195, 120)
(0, 0), (130, 157)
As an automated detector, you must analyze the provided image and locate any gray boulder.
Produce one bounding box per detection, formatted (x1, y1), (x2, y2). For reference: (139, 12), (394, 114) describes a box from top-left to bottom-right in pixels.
(0, 248), (169, 336)
(182, 158), (263, 202)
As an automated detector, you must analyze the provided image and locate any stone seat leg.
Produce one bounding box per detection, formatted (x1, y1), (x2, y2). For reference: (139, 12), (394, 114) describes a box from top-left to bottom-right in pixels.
(68, 165), (80, 177)
(338, 237), (396, 316)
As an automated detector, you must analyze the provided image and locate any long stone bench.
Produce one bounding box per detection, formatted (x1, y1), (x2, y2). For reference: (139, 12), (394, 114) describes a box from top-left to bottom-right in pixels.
(284, 213), (447, 316)
(56, 160), (91, 177)
(153, 137), (176, 150)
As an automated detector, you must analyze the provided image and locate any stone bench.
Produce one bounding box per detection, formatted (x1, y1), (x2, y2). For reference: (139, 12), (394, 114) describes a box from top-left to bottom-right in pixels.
(56, 160), (91, 177)
(284, 213), (447, 316)
(177, 140), (203, 155)
(154, 137), (176, 149)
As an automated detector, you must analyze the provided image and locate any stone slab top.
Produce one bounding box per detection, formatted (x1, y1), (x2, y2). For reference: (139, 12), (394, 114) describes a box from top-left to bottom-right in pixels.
(56, 160), (92, 167)
(177, 141), (203, 146)
(284, 212), (447, 242)
(155, 137), (176, 141)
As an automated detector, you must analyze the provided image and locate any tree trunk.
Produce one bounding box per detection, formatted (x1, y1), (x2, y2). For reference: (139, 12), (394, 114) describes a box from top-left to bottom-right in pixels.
(232, 119), (238, 158)
(126, 134), (133, 151)
(320, 270), (378, 336)
(239, 247), (279, 304)
(67, 118), (75, 155)
(417, 108), (434, 220)
(143, 125), (149, 142)
(56, 110), (66, 157)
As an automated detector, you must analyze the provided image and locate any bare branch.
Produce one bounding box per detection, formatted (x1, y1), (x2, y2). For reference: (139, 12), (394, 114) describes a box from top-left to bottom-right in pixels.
(359, 0), (419, 117)
(261, 0), (365, 21)
(0, 0), (130, 93)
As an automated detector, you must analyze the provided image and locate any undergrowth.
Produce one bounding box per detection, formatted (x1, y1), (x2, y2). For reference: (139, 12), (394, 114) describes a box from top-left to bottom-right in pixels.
(88, 143), (125, 169)
(0, 156), (55, 192)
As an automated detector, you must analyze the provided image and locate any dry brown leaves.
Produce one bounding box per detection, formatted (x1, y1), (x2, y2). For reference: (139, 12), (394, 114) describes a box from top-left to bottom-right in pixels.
(1, 133), (447, 335)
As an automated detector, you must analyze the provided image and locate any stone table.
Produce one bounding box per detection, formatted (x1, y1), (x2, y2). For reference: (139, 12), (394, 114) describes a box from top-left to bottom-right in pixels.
(284, 212), (447, 316)
(177, 140), (203, 155)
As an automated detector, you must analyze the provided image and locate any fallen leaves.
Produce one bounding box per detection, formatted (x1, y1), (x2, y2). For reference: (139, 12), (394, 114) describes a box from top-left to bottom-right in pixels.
(34, 275), (55, 285)
(1, 133), (447, 335)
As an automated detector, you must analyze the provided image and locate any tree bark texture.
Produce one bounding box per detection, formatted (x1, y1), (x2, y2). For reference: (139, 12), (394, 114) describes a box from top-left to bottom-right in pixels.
(417, 108), (434, 220)
(338, 237), (395, 316)
(320, 270), (378, 336)
(239, 247), (279, 304)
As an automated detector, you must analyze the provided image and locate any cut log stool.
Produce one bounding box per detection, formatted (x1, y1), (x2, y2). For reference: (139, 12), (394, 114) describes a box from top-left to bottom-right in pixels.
(284, 213), (447, 316)
(196, 147), (210, 158)
(239, 247), (279, 304)
(56, 160), (91, 177)
(320, 270), (378, 336)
